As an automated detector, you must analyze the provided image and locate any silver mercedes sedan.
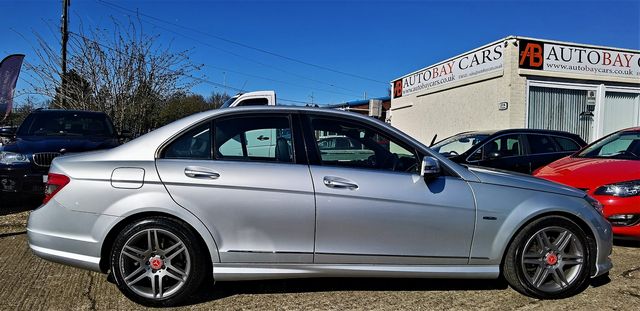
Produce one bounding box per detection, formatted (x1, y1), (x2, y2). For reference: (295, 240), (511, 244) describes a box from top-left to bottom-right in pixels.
(28, 107), (612, 306)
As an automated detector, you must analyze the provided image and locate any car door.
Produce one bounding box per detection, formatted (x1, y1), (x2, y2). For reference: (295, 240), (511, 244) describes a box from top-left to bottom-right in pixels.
(525, 134), (580, 172)
(155, 113), (316, 263)
(303, 114), (476, 265)
(468, 134), (529, 173)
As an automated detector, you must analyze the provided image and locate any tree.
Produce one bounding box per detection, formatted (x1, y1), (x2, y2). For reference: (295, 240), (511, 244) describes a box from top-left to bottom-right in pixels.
(24, 18), (203, 135)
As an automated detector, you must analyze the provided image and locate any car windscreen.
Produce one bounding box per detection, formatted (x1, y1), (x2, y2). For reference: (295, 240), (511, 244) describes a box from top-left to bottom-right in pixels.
(17, 111), (116, 137)
(431, 133), (489, 156)
(220, 95), (241, 108)
(576, 131), (640, 160)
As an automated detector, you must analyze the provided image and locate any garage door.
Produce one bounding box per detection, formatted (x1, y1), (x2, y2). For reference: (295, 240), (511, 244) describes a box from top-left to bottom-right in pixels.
(528, 86), (592, 142)
(602, 92), (640, 136)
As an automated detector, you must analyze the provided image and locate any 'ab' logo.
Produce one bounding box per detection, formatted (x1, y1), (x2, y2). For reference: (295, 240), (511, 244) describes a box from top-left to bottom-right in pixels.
(519, 40), (544, 70)
(393, 80), (403, 98)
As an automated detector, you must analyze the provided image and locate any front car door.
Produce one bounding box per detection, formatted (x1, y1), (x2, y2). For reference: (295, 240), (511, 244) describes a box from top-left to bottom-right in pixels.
(303, 114), (476, 265)
(468, 134), (529, 173)
(155, 113), (315, 263)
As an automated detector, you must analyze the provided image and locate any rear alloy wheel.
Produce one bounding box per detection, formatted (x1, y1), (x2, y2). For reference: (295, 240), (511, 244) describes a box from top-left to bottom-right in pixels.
(110, 217), (206, 306)
(503, 216), (592, 299)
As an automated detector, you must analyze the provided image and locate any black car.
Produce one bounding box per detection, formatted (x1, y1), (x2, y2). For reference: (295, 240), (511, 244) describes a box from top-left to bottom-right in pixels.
(430, 129), (587, 174)
(0, 109), (124, 195)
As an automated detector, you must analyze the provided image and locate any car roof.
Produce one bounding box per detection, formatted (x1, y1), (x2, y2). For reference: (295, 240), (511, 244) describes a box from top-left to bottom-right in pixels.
(30, 109), (108, 115)
(458, 128), (582, 137)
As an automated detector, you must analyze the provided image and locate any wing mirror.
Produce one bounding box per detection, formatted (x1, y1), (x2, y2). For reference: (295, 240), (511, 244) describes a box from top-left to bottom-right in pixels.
(0, 127), (16, 138)
(420, 156), (441, 181)
(487, 152), (501, 160)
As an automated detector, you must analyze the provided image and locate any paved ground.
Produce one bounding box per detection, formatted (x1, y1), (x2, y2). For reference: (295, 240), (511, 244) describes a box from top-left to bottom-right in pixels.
(1, 196), (639, 310)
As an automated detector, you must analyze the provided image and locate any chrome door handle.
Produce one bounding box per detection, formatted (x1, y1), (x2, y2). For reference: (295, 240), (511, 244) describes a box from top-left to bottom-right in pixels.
(184, 167), (220, 179)
(323, 176), (358, 190)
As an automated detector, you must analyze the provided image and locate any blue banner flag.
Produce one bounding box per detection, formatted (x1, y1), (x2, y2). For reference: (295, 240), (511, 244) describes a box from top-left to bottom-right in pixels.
(0, 54), (25, 122)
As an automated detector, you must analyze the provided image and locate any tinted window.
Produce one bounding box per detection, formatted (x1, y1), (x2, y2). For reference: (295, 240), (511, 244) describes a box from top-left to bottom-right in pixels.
(552, 136), (580, 152)
(17, 111), (115, 137)
(470, 134), (523, 161)
(215, 115), (293, 163)
(310, 117), (418, 173)
(527, 134), (558, 154)
(163, 123), (212, 159)
(236, 98), (269, 106)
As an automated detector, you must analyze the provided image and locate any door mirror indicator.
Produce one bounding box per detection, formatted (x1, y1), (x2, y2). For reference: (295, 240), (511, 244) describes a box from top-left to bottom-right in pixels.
(420, 156), (441, 181)
(487, 152), (501, 160)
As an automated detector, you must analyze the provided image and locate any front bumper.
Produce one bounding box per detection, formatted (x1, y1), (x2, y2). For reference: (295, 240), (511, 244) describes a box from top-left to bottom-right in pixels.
(595, 194), (640, 239)
(27, 198), (119, 272)
(587, 207), (614, 278)
(0, 164), (48, 194)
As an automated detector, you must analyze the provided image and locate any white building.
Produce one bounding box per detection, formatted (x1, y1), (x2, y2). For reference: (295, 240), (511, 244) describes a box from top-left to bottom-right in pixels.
(390, 36), (640, 143)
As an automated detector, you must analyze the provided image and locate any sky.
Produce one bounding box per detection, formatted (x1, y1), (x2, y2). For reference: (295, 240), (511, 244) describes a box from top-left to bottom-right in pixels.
(1, 0), (639, 106)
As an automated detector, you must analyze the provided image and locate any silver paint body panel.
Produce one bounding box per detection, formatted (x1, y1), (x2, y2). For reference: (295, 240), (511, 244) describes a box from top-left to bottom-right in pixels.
(27, 106), (612, 281)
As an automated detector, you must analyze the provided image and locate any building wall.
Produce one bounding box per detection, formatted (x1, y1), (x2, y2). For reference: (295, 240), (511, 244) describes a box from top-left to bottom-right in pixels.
(390, 41), (527, 144)
(391, 37), (640, 145)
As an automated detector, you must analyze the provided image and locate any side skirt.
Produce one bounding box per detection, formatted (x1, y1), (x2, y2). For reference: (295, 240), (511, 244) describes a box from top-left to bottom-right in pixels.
(212, 264), (500, 281)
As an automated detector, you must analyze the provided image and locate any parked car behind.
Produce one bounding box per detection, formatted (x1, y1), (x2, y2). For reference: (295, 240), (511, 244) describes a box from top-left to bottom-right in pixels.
(431, 129), (586, 174)
(28, 107), (611, 306)
(0, 109), (123, 195)
(534, 127), (640, 240)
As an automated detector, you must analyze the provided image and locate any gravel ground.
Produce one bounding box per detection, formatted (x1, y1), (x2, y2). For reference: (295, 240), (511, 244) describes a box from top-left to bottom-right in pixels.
(1, 198), (639, 310)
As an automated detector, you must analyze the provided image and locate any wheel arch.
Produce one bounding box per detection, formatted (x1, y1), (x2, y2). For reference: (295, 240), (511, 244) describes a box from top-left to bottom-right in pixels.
(99, 211), (218, 274)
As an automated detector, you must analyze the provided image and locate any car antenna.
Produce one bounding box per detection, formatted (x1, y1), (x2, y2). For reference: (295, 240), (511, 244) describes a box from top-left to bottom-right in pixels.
(430, 134), (438, 147)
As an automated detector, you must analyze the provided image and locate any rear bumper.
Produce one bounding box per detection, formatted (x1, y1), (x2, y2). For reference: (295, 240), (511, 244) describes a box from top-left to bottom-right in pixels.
(27, 198), (118, 272)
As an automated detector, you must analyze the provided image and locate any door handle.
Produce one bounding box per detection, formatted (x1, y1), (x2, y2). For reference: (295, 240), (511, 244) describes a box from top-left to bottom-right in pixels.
(323, 176), (358, 190)
(184, 167), (220, 179)
(257, 135), (270, 141)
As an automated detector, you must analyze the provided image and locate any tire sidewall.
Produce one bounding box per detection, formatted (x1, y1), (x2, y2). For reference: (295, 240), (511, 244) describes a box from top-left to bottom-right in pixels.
(110, 217), (205, 307)
(508, 216), (592, 299)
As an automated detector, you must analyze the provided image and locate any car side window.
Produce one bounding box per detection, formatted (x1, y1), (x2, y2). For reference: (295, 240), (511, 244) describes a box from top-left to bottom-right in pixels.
(527, 134), (558, 154)
(309, 117), (419, 173)
(162, 123), (212, 159)
(470, 134), (523, 161)
(215, 115), (293, 163)
(552, 136), (580, 152)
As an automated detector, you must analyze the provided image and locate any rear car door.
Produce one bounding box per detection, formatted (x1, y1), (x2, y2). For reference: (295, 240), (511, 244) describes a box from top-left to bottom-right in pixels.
(468, 134), (529, 173)
(155, 113), (316, 263)
(524, 134), (580, 172)
(304, 114), (476, 265)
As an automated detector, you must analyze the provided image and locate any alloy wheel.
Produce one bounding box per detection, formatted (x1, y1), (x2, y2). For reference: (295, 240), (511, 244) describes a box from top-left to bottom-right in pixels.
(520, 226), (585, 293)
(118, 228), (191, 299)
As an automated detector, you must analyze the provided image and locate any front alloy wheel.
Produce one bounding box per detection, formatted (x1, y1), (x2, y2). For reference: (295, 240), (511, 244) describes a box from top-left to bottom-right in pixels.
(503, 216), (592, 299)
(111, 217), (206, 306)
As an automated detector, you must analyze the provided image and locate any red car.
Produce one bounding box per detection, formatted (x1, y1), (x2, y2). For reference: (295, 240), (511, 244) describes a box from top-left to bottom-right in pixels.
(534, 128), (640, 240)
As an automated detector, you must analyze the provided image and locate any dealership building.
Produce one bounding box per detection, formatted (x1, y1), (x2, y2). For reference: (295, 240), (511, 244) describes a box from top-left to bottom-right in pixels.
(389, 36), (640, 143)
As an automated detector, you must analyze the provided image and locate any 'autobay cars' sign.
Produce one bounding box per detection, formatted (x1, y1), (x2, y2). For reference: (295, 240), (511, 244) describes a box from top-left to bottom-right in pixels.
(519, 39), (640, 79)
(392, 42), (504, 98)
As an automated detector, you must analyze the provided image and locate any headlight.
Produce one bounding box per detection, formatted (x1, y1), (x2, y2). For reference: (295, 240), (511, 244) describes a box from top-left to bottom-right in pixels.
(584, 195), (603, 214)
(594, 180), (640, 197)
(0, 151), (30, 165)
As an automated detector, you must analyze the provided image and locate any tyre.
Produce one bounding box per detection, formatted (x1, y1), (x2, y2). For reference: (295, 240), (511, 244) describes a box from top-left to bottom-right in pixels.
(110, 217), (207, 307)
(503, 216), (592, 299)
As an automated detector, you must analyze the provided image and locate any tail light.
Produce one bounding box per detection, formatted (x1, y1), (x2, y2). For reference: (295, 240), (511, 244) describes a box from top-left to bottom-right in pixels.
(43, 173), (70, 204)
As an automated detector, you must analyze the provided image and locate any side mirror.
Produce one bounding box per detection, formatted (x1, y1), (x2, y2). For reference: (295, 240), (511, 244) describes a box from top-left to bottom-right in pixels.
(0, 127), (16, 138)
(420, 156), (441, 181)
(487, 152), (501, 160)
(119, 129), (133, 139)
